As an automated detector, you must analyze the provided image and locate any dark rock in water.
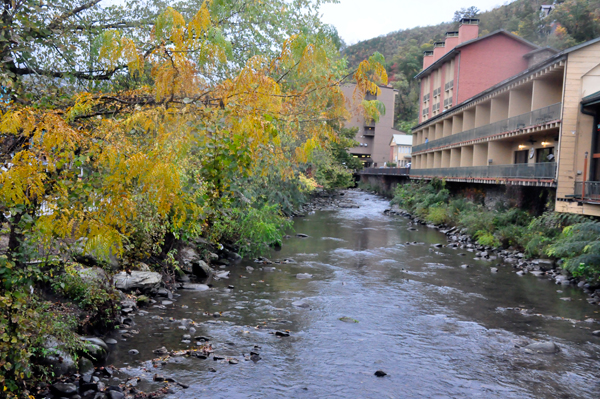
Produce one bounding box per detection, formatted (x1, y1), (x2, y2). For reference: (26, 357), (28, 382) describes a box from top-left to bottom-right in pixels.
(228, 285), (235, 289)
(209, 368), (217, 372)
(250, 353), (261, 363)
(153, 374), (165, 382)
(275, 331), (290, 337)
(213, 355), (225, 360)
(295, 233), (309, 238)
(153, 346), (169, 355)
(460, 264), (469, 269)
(107, 391), (125, 399)
(213, 312), (221, 318)
(374, 370), (387, 377)
(128, 349), (139, 355)
(592, 330), (600, 337)
(78, 357), (95, 375)
(50, 382), (78, 396)
(229, 358), (239, 364)
(524, 342), (559, 354)
(195, 336), (211, 342)
(292, 301), (310, 308)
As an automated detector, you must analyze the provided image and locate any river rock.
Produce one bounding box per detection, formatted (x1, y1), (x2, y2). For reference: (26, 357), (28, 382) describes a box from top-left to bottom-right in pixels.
(78, 266), (110, 285)
(592, 330), (600, 336)
(105, 338), (118, 345)
(374, 370), (387, 377)
(490, 267), (498, 273)
(178, 246), (214, 279)
(107, 391), (125, 399)
(296, 273), (313, 279)
(78, 356), (95, 375)
(114, 271), (162, 292)
(41, 337), (78, 376)
(50, 382), (78, 396)
(296, 233), (309, 238)
(181, 283), (210, 291)
(153, 346), (169, 355)
(524, 342), (559, 354)
(128, 349), (139, 355)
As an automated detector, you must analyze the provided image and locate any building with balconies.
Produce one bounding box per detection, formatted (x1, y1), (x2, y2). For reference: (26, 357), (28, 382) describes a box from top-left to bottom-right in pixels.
(410, 32), (600, 217)
(342, 84), (400, 167)
(418, 19), (542, 124)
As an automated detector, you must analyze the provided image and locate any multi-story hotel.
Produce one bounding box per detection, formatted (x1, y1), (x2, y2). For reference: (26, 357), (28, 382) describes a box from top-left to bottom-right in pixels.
(410, 18), (600, 216)
(342, 84), (402, 167)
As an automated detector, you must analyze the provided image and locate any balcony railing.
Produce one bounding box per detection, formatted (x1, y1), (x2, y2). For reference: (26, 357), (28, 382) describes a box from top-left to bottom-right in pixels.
(413, 102), (561, 153)
(410, 162), (557, 180)
(574, 181), (600, 201)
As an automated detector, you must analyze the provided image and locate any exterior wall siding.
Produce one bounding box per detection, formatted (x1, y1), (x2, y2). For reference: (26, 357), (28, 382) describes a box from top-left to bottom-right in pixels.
(555, 41), (600, 216)
(456, 35), (534, 104)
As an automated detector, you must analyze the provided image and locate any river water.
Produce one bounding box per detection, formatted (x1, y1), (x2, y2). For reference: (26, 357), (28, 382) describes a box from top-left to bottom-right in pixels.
(107, 190), (600, 398)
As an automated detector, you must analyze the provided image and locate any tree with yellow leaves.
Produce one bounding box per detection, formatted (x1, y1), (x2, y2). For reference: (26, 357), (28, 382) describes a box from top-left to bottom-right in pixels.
(0, 1), (387, 393)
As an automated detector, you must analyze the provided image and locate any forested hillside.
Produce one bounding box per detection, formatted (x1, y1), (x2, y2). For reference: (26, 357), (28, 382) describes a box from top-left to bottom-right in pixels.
(343, 0), (600, 131)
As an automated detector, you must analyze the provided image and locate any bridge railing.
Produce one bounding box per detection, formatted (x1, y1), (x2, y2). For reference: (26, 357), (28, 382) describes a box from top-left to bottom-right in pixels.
(360, 167), (410, 176)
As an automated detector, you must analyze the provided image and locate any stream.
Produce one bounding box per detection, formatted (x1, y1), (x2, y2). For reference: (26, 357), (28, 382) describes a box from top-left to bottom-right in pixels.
(106, 190), (600, 398)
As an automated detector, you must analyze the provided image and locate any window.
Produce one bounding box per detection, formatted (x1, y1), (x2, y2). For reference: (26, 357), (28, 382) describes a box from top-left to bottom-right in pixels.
(536, 147), (555, 163)
(514, 150), (528, 164)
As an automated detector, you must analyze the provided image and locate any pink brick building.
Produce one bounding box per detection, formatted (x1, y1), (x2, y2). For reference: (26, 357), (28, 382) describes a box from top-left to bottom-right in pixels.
(417, 19), (538, 124)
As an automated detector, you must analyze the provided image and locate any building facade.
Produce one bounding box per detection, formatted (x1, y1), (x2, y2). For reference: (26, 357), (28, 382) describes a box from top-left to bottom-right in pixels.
(417, 19), (539, 124)
(410, 23), (600, 216)
(342, 84), (400, 167)
(390, 134), (412, 167)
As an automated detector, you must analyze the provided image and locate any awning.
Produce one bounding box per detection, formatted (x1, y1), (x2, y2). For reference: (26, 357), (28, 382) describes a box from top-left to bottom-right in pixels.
(582, 90), (600, 107)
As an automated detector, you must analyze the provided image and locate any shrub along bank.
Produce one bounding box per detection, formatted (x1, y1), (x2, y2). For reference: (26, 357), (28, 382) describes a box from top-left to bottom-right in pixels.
(391, 180), (600, 282)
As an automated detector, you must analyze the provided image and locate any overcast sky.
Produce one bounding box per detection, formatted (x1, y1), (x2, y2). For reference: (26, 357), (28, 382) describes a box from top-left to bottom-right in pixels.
(320, 0), (508, 45)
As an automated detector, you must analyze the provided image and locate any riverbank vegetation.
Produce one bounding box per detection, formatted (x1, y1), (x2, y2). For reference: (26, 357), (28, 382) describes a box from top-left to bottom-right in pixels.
(391, 180), (600, 282)
(0, 0), (384, 395)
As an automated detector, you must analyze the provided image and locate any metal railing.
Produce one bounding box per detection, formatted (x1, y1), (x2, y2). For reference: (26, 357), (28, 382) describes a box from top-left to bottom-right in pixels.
(410, 162), (557, 180)
(361, 167), (410, 176)
(413, 102), (561, 153)
(574, 181), (600, 200)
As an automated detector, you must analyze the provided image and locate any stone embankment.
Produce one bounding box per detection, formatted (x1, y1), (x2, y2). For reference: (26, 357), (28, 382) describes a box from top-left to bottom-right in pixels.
(384, 204), (600, 312)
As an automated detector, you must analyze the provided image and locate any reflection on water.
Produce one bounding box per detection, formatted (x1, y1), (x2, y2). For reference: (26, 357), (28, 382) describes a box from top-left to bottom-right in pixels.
(108, 190), (600, 399)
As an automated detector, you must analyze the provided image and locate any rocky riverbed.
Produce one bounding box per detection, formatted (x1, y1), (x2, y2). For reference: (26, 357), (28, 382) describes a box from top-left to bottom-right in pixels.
(42, 190), (600, 398)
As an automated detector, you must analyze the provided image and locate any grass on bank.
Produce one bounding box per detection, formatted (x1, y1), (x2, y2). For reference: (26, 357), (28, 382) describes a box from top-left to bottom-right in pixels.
(389, 180), (600, 282)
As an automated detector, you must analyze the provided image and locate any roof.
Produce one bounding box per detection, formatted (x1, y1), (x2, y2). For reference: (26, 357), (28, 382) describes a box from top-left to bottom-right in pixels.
(414, 30), (539, 79)
(582, 90), (600, 107)
(390, 134), (413, 146)
(523, 46), (558, 58)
